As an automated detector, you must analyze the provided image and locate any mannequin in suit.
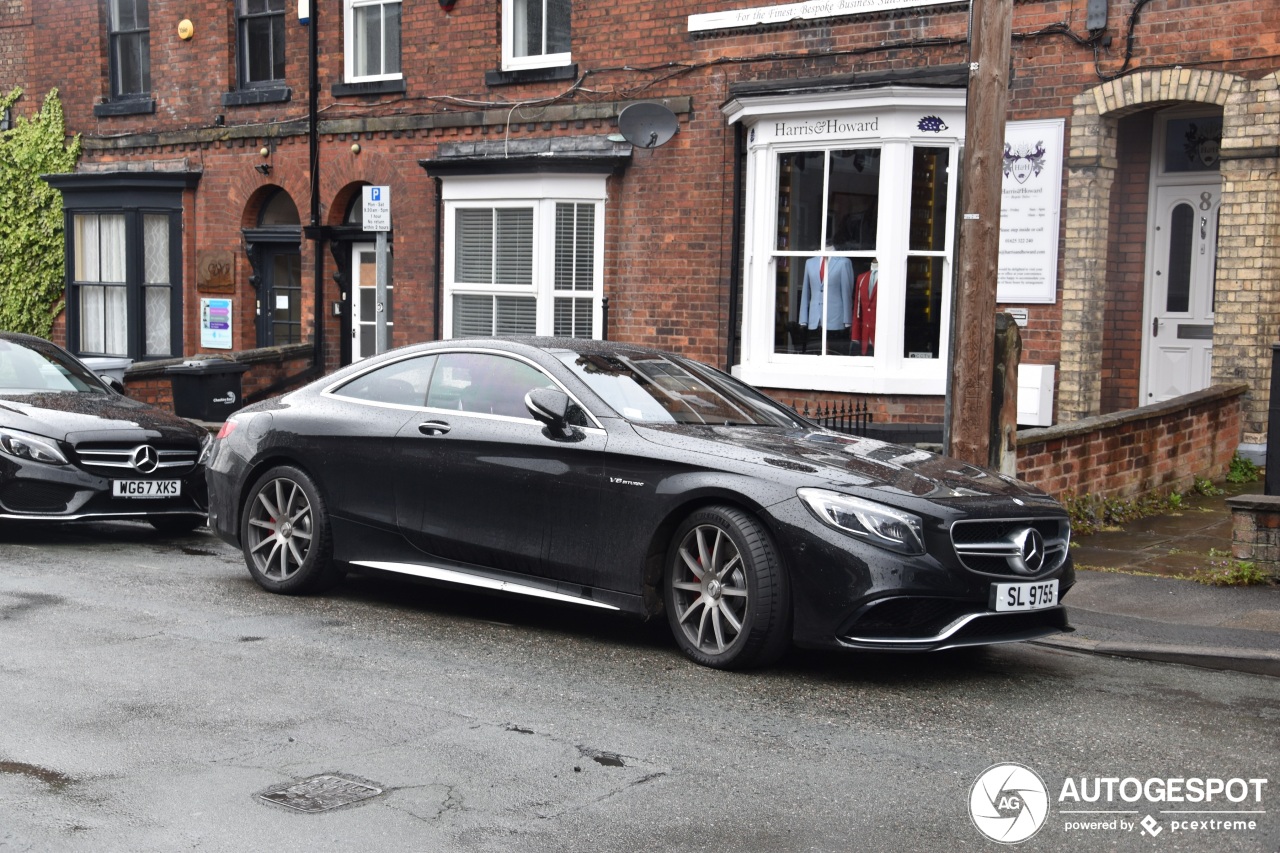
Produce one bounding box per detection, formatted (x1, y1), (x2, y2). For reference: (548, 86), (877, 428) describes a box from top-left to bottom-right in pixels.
(851, 261), (878, 356)
(799, 254), (854, 355)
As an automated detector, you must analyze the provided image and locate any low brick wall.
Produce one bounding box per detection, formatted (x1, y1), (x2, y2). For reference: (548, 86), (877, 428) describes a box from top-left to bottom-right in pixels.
(1017, 382), (1249, 500)
(120, 343), (317, 411)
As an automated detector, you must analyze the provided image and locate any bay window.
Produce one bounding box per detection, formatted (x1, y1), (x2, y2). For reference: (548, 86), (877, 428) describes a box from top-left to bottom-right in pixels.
(728, 87), (965, 395)
(46, 172), (196, 361)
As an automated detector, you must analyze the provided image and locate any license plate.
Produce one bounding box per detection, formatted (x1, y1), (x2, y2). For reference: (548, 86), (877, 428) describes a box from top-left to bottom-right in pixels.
(112, 480), (182, 499)
(991, 579), (1059, 612)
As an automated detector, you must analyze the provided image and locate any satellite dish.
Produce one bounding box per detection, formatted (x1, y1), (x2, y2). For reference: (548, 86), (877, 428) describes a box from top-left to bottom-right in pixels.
(617, 103), (679, 149)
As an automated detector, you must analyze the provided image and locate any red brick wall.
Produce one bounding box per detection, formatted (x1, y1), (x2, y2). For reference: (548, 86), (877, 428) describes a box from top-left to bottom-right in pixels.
(10, 0), (1280, 424)
(1017, 383), (1246, 500)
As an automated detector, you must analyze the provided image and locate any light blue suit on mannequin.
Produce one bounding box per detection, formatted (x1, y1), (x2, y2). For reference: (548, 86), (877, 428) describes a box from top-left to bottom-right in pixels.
(799, 255), (854, 331)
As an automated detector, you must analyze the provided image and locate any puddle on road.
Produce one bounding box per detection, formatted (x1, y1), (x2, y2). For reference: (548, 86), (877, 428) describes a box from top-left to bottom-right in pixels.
(0, 760), (73, 790)
(592, 753), (626, 767)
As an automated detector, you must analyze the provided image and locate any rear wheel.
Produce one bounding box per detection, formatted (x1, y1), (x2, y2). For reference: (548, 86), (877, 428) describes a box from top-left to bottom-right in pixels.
(241, 465), (339, 594)
(664, 506), (791, 670)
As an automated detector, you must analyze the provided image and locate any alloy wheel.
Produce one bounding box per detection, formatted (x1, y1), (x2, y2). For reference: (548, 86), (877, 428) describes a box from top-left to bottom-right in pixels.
(246, 477), (314, 582)
(669, 523), (751, 655)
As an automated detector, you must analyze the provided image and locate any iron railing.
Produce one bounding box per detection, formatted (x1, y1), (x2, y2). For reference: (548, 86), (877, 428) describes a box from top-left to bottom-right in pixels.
(793, 399), (874, 437)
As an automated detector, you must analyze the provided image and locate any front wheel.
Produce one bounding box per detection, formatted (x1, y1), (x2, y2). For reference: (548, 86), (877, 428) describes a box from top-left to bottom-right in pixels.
(240, 465), (339, 594)
(664, 506), (791, 670)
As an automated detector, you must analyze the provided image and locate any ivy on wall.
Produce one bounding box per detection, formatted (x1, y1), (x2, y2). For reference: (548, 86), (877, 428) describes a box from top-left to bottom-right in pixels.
(0, 88), (80, 338)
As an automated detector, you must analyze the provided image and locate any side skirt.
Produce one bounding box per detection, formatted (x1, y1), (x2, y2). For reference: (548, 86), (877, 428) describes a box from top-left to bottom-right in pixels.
(351, 560), (622, 611)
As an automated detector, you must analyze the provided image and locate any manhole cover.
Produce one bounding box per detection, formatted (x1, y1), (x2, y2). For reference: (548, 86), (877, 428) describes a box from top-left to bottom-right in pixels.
(260, 775), (383, 812)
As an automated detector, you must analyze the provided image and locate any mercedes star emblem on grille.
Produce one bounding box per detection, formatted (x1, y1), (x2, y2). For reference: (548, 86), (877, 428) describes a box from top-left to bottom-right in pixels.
(131, 445), (160, 474)
(1012, 527), (1045, 574)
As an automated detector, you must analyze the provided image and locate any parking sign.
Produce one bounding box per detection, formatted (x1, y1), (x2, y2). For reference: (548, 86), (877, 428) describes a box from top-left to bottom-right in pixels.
(362, 186), (391, 231)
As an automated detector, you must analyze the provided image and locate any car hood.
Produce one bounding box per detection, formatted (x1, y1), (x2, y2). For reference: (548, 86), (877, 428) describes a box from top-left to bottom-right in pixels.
(634, 424), (1054, 503)
(0, 392), (206, 443)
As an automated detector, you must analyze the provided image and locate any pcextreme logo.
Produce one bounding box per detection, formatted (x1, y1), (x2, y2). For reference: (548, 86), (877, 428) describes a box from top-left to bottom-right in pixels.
(969, 763), (1269, 844)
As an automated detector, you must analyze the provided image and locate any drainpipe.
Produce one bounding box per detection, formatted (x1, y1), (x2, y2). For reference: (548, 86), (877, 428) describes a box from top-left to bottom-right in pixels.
(308, 0), (324, 370)
(434, 176), (443, 340)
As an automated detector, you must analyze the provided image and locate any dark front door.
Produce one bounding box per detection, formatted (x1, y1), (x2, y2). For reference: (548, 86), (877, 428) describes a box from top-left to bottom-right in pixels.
(258, 246), (302, 347)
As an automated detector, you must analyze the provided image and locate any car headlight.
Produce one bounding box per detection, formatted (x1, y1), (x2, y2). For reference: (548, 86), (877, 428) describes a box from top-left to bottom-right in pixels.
(797, 488), (925, 555)
(0, 428), (69, 466)
(197, 431), (214, 465)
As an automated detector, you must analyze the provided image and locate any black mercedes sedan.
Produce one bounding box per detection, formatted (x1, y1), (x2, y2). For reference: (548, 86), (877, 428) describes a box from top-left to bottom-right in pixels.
(207, 338), (1073, 669)
(0, 332), (210, 532)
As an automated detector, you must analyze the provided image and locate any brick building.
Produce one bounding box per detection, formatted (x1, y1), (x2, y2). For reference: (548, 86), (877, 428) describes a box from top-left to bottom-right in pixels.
(2, 0), (1278, 446)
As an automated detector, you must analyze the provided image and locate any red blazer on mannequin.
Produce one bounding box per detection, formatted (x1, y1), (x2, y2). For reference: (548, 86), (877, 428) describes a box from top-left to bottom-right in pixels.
(851, 268), (878, 356)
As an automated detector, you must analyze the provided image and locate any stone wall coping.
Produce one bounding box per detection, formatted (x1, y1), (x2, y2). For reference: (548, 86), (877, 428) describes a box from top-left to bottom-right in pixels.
(1226, 494), (1280, 512)
(1018, 381), (1250, 447)
(123, 343), (314, 378)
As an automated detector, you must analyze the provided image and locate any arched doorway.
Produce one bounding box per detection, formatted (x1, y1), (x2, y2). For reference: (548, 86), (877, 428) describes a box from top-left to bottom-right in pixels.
(243, 188), (303, 347)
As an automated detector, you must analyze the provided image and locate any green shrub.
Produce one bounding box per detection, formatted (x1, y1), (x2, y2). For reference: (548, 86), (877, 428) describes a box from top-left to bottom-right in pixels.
(1226, 453), (1261, 485)
(0, 88), (80, 338)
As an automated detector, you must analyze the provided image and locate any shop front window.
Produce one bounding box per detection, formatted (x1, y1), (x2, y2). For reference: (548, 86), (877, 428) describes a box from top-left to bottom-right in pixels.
(729, 89), (965, 396)
(773, 148), (881, 357)
(904, 146), (950, 360)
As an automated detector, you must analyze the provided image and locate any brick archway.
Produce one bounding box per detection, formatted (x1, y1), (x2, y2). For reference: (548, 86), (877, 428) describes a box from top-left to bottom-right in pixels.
(1057, 68), (1280, 441)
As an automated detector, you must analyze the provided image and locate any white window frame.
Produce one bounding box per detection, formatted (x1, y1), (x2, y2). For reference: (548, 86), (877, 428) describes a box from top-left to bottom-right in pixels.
(442, 174), (606, 339)
(724, 87), (966, 396)
(344, 0), (403, 83)
(501, 0), (571, 72)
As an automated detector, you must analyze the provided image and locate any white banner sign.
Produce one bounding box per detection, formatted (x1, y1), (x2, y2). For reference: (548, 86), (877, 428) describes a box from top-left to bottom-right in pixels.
(997, 118), (1064, 305)
(690, 0), (954, 33)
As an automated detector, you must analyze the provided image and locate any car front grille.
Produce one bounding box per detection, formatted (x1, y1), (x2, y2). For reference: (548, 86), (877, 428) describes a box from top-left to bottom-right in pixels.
(950, 517), (1070, 577)
(0, 481), (78, 513)
(73, 442), (200, 476)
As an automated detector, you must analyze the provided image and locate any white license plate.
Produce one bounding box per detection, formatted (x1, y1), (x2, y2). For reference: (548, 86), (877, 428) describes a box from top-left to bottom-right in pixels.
(991, 579), (1059, 612)
(112, 480), (182, 499)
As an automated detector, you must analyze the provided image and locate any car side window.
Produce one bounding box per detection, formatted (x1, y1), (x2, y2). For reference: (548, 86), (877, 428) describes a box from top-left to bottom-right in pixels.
(427, 352), (554, 419)
(332, 355), (436, 406)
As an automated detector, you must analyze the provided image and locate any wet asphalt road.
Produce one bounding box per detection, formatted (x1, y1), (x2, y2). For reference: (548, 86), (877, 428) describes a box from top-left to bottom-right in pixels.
(0, 522), (1277, 853)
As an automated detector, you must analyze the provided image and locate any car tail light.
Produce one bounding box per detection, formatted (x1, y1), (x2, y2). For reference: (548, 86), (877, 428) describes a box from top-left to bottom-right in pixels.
(216, 419), (239, 441)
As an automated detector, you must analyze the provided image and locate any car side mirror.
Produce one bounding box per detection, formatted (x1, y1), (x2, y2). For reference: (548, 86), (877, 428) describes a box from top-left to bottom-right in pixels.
(525, 387), (579, 440)
(101, 375), (126, 395)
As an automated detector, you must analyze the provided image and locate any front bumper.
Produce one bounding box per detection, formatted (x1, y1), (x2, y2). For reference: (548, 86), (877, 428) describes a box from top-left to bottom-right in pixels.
(767, 496), (1075, 652)
(0, 458), (207, 523)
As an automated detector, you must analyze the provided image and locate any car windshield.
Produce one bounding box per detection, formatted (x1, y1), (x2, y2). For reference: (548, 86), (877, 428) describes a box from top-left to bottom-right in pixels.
(0, 339), (107, 395)
(557, 350), (806, 427)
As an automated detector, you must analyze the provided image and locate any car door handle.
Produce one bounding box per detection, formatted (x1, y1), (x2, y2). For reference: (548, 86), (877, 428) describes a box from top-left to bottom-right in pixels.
(418, 421), (451, 436)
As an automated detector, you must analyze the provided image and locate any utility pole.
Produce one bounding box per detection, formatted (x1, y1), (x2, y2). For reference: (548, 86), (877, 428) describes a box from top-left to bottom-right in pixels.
(946, 0), (1014, 466)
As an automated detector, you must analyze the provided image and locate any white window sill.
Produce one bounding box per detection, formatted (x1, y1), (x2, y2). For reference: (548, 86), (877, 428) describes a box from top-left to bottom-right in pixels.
(733, 360), (946, 396)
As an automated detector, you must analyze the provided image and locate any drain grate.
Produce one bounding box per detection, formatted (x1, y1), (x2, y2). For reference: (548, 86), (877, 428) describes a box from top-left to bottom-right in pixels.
(259, 775), (383, 813)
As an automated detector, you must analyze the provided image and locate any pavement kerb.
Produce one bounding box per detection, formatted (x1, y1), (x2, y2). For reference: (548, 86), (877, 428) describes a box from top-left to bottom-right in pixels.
(1031, 634), (1280, 678)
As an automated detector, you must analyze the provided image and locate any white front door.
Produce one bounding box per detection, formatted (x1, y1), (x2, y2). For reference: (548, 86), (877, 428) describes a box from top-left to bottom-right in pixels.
(351, 243), (392, 362)
(1142, 182), (1220, 404)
